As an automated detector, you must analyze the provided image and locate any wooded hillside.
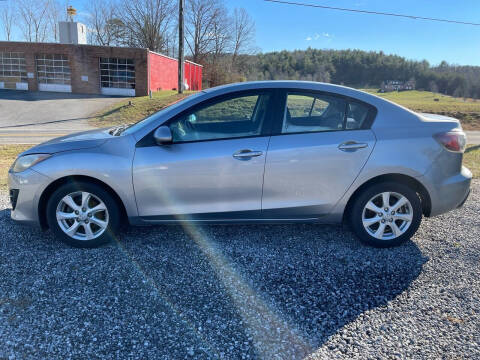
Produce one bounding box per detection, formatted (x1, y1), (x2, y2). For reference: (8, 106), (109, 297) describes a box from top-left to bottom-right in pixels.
(225, 49), (480, 99)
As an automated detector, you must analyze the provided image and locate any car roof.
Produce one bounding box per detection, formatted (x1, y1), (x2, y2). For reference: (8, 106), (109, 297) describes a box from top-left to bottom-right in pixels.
(203, 80), (353, 92)
(201, 80), (382, 105)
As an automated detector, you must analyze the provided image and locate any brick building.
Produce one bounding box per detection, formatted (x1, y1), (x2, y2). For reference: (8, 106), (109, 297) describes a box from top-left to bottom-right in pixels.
(0, 41), (202, 97)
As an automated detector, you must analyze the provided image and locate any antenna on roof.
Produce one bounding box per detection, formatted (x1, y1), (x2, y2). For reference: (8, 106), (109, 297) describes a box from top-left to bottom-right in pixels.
(67, 5), (77, 22)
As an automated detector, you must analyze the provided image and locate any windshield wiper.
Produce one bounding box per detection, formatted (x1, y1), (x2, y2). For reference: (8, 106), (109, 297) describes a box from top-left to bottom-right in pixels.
(109, 124), (130, 136)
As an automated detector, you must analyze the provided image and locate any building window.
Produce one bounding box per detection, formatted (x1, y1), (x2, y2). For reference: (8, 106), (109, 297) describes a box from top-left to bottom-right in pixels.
(0, 52), (28, 89)
(36, 54), (71, 85)
(100, 58), (135, 89)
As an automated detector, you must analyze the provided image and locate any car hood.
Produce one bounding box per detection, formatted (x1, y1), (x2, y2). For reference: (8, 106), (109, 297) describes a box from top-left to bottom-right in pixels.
(21, 128), (113, 155)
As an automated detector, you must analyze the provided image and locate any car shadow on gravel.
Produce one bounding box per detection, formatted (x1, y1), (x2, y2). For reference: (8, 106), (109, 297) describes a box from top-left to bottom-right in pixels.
(0, 208), (427, 359)
(114, 223), (428, 359)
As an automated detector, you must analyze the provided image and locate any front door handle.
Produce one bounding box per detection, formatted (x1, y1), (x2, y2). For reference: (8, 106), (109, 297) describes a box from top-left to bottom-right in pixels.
(233, 150), (263, 159)
(338, 141), (368, 152)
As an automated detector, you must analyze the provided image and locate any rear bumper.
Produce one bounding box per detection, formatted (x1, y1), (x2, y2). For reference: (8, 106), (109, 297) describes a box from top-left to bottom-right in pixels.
(457, 187), (471, 209)
(423, 165), (472, 217)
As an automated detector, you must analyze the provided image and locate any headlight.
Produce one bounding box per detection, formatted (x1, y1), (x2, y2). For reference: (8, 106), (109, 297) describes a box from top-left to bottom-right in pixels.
(11, 154), (51, 173)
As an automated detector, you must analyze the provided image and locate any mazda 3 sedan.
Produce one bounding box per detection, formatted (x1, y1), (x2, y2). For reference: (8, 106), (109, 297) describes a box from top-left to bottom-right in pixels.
(8, 81), (471, 247)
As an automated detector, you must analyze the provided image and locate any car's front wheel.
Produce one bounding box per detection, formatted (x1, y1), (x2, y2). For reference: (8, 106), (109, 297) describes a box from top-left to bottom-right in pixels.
(350, 182), (422, 247)
(46, 182), (120, 248)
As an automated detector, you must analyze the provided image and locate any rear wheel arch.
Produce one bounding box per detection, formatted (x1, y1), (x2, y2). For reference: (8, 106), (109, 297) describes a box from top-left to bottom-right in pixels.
(38, 175), (128, 230)
(343, 173), (432, 222)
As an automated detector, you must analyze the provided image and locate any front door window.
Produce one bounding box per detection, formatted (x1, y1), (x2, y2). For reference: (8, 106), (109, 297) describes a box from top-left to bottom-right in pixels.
(169, 93), (271, 142)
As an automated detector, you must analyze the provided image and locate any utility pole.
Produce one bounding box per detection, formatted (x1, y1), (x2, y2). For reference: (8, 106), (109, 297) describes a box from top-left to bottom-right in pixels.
(178, 0), (185, 94)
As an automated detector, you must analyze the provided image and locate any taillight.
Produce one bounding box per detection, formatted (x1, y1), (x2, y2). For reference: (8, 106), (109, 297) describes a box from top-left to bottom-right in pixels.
(434, 131), (466, 153)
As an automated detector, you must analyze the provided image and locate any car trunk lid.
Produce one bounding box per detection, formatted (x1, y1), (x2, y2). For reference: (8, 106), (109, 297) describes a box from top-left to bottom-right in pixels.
(417, 112), (463, 130)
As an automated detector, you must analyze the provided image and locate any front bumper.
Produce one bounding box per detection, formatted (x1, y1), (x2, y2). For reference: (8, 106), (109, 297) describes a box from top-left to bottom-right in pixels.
(423, 165), (472, 217)
(8, 169), (51, 226)
(9, 189), (19, 210)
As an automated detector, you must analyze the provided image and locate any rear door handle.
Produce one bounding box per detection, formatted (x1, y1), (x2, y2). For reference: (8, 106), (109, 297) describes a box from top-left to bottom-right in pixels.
(233, 150), (263, 159)
(338, 141), (368, 151)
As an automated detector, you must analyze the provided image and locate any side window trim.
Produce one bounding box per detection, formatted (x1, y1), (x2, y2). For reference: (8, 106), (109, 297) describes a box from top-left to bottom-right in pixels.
(250, 95), (261, 122)
(342, 101), (349, 130)
(308, 97), (316, 117)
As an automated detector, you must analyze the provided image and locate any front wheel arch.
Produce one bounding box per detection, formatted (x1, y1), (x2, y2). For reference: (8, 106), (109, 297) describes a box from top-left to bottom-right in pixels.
(343, 173), (431, 223)
(38, 175), (128, 230)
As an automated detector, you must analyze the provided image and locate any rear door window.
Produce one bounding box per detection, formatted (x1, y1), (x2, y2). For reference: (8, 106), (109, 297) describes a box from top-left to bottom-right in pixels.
(282, 93), (346, 134)
(346, 101), (370, 130)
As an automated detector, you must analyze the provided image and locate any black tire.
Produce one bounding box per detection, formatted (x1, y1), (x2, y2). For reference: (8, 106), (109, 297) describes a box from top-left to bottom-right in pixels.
(46, 181), (121, 248)
(349, 181), (422, 247)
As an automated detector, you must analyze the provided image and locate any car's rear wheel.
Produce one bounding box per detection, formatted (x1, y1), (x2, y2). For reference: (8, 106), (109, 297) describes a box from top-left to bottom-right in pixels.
(350, 182), (422, 247)
(46, 182), (120, 248)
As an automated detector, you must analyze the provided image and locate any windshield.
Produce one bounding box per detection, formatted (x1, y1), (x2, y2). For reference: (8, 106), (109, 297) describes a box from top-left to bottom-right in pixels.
(122, 91), (205, 135)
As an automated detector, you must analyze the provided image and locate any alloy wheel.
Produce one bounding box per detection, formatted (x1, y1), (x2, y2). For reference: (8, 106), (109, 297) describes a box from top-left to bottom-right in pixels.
(56, 191), (109, 241)
(362, 191), (413, 240)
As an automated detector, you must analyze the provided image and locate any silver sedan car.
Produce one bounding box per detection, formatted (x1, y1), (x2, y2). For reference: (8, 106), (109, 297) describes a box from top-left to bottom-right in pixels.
(8, 81), (471, 247)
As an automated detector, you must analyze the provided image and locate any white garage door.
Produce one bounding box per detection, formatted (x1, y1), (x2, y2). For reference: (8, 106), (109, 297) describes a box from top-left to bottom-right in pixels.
(0, 52), (28, 91)
(100, 57), (135, 96)
(36, 54), (72, 93)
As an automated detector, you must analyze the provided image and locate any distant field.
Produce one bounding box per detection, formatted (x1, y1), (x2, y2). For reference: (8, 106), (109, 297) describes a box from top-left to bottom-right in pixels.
(363, 90), (480, 130)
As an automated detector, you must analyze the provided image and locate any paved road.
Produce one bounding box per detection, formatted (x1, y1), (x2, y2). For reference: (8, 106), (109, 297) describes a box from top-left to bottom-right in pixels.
(0, 90), (125, 144)
(467, 131), (480, 145)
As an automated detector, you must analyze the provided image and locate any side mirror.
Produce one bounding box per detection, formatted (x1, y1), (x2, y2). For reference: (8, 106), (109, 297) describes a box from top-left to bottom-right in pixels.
(153, 126), (173, 145)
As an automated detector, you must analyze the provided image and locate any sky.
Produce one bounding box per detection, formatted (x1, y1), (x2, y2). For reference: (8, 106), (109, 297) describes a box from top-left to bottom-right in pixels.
(2, 0), (480, 66)
(225, 0), (480, 66)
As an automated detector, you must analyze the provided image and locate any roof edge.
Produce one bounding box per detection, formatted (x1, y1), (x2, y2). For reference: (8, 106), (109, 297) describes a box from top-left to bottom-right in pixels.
(0, 40), (149, 52)
(148, 50), (203, 67)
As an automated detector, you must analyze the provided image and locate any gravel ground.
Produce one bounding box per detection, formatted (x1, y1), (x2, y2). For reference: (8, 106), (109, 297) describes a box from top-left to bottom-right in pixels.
(0, 181), (479, 359)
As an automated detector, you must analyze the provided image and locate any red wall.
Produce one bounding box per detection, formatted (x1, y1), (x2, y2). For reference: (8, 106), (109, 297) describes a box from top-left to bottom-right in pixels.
(148, 52), (202, 92)
(185, 60), (202, 91)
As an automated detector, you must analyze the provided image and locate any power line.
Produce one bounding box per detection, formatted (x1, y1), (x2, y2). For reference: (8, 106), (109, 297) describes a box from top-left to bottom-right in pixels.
(264, 0), (480, 26)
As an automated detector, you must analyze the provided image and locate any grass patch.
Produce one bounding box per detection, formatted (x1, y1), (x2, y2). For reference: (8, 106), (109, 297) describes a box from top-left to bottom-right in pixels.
(464, 145), (480, 179)
(362, 90), (480, 130)
(0, 145), (31, 191)
(90, 90), (195, 128)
